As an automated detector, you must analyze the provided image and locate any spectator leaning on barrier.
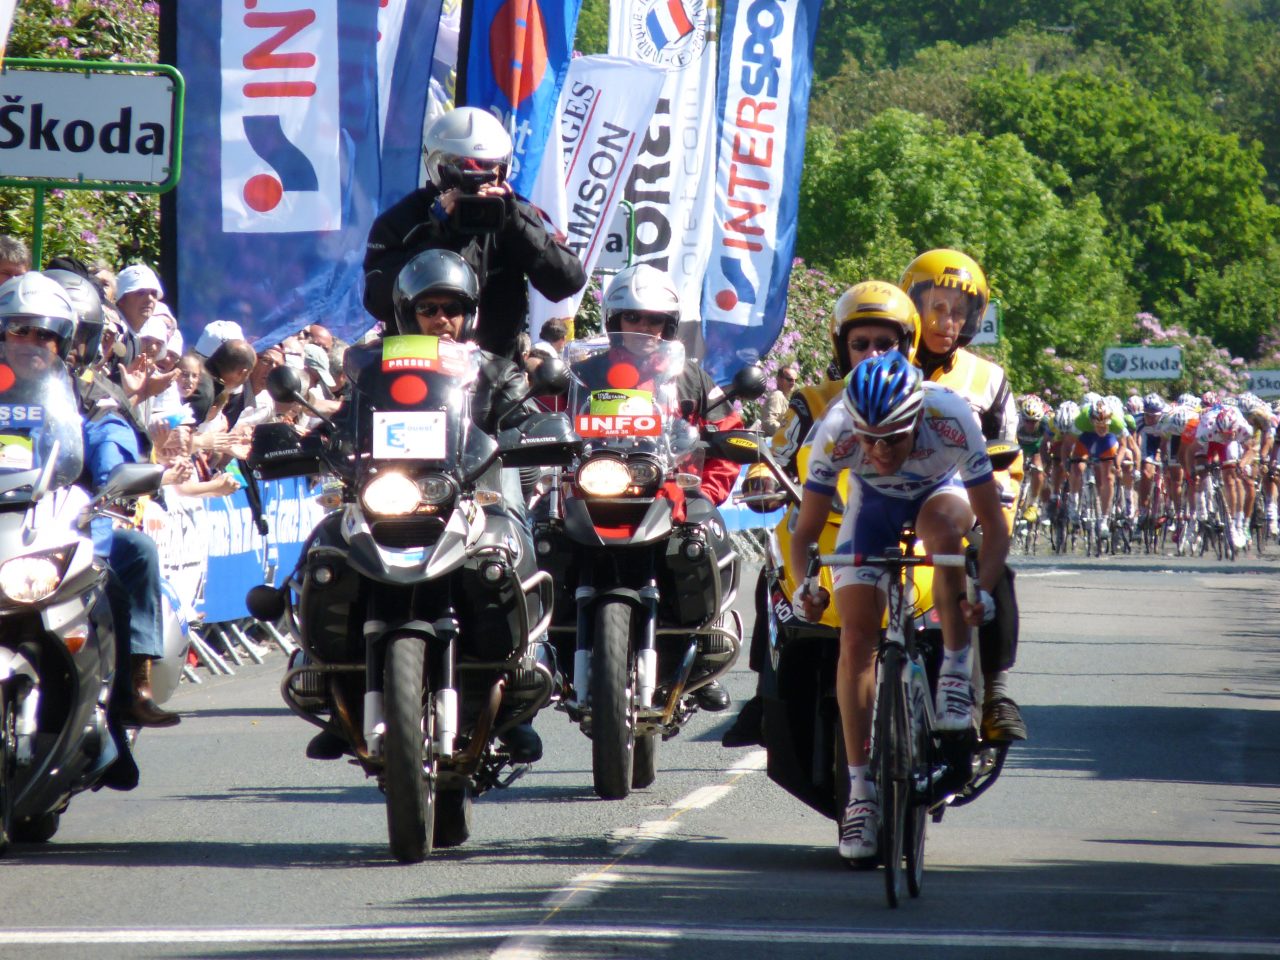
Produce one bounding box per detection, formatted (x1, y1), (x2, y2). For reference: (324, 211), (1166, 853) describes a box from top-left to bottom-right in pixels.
(114, 264), (164, 335)
(0, 235), (31, 283)
(537, 316), (569, 356)
(203, 339), (257, 432)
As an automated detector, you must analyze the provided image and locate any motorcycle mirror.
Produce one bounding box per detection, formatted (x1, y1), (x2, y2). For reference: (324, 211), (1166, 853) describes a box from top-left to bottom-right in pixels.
(530, 356), (570, 396)
(266, 365), (305, 403)
(730, 364), (769, 402)
(704, 429), (765, 466)
(97, 462), (164, 502)
(986, 439), (1020, 472)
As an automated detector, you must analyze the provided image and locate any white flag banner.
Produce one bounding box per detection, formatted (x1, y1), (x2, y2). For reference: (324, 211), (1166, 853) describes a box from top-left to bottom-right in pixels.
(608, 0), (718, 332)
(376, 0), (410, 145)
(528, 55), (667, 337)
(0, 0), (17, 63)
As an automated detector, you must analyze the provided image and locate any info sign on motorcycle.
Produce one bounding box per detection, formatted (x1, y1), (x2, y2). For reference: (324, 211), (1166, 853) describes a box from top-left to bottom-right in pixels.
(0, 57), (184, 264)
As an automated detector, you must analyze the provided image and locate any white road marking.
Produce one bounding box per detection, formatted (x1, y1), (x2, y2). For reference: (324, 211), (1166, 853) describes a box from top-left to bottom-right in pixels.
(671, 784), (733, 809)
(0, 924), (1275, 955)
(1018, 571), (1082, 578)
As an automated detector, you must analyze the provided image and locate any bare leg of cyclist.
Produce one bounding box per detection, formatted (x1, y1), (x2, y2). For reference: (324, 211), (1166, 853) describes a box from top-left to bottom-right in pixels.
(834, 583), (883, 862)
(916, 495), (979, 733)
(1097, 457), (1116, 536)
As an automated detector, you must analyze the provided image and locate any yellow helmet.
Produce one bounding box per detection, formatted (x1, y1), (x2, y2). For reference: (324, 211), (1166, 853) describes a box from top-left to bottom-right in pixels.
(829, 281), (921, 376)
(899, 248), (989, 350)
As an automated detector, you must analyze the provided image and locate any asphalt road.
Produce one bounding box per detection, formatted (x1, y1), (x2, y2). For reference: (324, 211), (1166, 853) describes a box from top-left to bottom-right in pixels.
(1, 566), (1278, 960)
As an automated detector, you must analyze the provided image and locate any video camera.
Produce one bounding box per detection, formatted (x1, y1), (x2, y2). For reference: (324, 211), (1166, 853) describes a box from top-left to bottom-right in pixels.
(437, 157), (509, 235)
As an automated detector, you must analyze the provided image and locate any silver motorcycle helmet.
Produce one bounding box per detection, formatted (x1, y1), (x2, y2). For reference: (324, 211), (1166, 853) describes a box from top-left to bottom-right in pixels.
(44, 268), (105, 367)
(602, 264), (681, 340)
(391, 249), (481, 340)
(0, 271), (78, 359)
(423, 107), (513, 192)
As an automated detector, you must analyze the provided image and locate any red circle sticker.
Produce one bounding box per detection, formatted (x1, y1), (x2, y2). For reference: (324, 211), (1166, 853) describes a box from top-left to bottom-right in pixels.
(0, 364), (15, 393)
(390, 374), (428, 406)
(606, 363), (640, 389)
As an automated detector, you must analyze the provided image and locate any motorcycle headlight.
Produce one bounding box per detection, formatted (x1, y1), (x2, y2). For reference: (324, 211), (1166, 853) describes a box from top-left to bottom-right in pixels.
(419, 474), (455, 506)
(360, 471), (421, 516)
(628, 460), (661, 487)
(0, 547), (72, 604)
(577, 457), (632, 497)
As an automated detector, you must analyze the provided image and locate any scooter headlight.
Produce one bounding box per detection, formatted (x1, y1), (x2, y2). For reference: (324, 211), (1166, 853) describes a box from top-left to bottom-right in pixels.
(577, 457), (632, 497)
(360, 471), (421, 517)
(0, 547), (73, 604)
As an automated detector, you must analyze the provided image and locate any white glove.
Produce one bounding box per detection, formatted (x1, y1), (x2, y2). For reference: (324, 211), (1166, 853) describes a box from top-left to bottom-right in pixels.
(974, 588), (996, 625)
(791, 583), (817, 623)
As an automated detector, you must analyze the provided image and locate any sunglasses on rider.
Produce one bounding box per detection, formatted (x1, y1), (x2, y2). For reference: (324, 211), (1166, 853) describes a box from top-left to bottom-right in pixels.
(848, 336), (900, 354)
(856, 429), (913, 450)
(7, 325), (60, 343)
(414, 299), (467, 319)
(615, 311), (672, 328)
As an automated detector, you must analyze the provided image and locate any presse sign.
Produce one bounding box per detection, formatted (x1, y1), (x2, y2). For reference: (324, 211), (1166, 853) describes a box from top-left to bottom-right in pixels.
(0, 67), (176, 185)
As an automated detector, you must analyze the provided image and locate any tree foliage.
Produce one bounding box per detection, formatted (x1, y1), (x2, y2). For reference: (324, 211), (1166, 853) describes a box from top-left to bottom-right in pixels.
(796, 109), (1134, 395)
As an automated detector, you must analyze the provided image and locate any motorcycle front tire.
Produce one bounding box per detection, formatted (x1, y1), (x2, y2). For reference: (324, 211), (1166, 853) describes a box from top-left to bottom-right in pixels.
(591, 600), (636, 800)
(383, 633), (435, 864)
(0, 684), (13, 854)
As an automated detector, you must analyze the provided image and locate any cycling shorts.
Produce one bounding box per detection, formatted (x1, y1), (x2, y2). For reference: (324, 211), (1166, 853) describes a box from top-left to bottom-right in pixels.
(1205, 441), (1242, 465)
(832, 476), (968, 591)
(1141, 432), (1162, 463)
(1168, 435), (1182, 460)
(1072, 432), (1119, 460)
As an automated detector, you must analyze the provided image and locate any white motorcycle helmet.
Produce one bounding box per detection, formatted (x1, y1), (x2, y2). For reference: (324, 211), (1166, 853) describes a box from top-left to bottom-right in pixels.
(423, 107), (513, 192)
(0, 271), (78, 359)
(602, 264), (681, 340)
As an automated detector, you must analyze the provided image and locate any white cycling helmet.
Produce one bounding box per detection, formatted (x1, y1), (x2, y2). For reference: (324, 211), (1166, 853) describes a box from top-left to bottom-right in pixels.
(423, 107), (513, 192)
(1082, 391), (1102, 408)
(1142, 392), (1167, 414)
(602, 264), (681, 339)
(1055, 400), (1080, 434)
(1160, 405), (1191, 435)
(1124, 394), (1143, 415)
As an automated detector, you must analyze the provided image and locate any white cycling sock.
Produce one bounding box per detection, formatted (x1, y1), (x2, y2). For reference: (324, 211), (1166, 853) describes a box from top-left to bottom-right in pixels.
(941, 643), (972, 679)
(847, 764), (876, 801)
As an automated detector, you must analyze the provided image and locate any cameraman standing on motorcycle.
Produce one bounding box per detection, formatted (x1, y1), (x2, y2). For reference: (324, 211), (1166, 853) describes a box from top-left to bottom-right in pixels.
(574, 264), (744, 712)
(790, 353), (1009, 864)
(305, 248), (549, 764)
(363, 107), (586, 360)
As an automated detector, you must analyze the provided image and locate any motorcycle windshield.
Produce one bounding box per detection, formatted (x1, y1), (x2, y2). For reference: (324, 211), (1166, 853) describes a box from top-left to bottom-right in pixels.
(567, 334), (703, 479)
(0, 343), (84, 492)
(345, 335), (482, 470)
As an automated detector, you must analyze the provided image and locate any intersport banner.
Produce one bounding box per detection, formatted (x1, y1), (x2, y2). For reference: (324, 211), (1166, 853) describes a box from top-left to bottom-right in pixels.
(699, 0), (821, 382)
(609, 0), (718, 337)
(175, 1), (380, 346)
(527, 55), (667, 336)
(459, 0), (583, 197)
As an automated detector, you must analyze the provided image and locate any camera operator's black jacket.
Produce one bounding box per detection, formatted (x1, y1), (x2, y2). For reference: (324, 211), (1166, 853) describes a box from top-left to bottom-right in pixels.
(363, 186), (586, 359)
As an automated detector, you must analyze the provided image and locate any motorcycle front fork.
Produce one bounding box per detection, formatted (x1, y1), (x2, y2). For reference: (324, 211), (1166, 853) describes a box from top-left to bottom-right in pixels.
(573, 579), (659, 709)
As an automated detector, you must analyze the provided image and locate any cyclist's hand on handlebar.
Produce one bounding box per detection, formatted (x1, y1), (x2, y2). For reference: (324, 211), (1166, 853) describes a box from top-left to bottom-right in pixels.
(791, 583), (830, 622)
(960, 588), (996, 627)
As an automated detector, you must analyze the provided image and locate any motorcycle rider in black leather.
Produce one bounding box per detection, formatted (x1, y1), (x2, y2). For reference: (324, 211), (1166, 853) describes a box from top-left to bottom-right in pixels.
(306, 248), (548, 763)
(362, 107), (585, 361)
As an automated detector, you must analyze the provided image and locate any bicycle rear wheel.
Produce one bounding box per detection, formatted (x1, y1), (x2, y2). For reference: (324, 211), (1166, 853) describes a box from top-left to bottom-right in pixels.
(875, 647), (907, 909)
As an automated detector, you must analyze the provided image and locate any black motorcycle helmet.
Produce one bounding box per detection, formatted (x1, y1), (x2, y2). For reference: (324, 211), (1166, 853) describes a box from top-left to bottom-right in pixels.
(44, 268), (105, 367)
(390, 249), (481, 340)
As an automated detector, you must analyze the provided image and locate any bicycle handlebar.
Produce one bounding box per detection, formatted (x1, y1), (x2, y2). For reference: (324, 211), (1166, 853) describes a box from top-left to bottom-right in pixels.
(818, 552), (966, 568)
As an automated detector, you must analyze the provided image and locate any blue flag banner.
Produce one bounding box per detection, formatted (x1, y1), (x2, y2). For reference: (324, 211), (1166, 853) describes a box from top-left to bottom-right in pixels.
(379, 0), (444, 209)
(699, 0), (822, 383)
(174, 1), (381, 347)
(460, 0), (583, 196)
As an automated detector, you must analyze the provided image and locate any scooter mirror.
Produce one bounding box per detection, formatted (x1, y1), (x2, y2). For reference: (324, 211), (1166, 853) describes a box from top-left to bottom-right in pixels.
(266, 365), (305, 404)
(98, 462), (164, 501)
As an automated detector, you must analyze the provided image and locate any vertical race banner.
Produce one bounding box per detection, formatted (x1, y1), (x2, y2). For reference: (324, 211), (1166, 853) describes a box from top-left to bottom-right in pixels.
(526, 55), (667, 336)
(377, 0), (445, 209)
(609, 0), (718, 343)
(175, 1), (381, 347)
(428, 0), (464, 126)
(0, 0), (17, 65)
(459, 0), (583, 197)
(699, 0), (821, 382)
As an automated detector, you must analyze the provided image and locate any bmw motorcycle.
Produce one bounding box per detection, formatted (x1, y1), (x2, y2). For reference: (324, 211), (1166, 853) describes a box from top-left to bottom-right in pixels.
(0, 344), (165, 853)
(246, 336), (577, 863)
(533, 333), (759, 800)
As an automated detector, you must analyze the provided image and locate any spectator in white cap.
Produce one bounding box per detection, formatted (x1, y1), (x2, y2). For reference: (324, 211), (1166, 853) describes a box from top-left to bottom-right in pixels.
(193, 319), (246, 359)
(114, 263), (164, 334)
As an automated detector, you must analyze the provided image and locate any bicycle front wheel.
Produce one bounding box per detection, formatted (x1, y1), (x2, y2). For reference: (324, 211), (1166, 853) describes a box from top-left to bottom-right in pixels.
(904, 661), (932, 898)
(875, 647), (908, 909)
